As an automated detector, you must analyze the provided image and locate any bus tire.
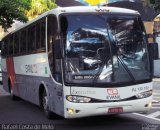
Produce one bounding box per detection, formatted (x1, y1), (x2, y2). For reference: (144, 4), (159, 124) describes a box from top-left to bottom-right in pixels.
(42, 90), (52, 119)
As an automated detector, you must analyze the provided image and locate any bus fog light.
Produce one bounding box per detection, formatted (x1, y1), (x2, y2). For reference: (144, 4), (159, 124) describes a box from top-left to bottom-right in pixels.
(145, 102), (152, 107)
(148, 102), (152, 107)
(67, 108), (75, 114)
(66, 95), (91, 103)
(136, 90), (152, 99)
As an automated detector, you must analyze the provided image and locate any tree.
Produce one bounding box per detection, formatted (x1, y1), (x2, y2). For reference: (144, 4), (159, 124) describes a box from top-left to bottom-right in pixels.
(26, 0), (57, 20)
(150, 0), (160, 13)
(0, 0), (31, 31)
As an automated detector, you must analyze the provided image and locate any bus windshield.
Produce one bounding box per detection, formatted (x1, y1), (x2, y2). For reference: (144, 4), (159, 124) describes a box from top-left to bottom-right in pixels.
(61, 13), (151, 86)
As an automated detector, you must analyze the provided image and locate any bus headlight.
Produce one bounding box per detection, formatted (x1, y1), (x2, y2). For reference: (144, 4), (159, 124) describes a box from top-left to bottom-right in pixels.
(66, 95), (91, 103)
(136, 90), (152, 99)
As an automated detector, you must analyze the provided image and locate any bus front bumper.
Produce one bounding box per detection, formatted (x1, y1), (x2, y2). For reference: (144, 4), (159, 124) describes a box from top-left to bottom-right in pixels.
(64, 96), (152, 119)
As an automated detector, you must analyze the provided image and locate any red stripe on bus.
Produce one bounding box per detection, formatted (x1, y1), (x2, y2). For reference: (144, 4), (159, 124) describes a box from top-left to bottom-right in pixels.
(6, 57), (16, 88)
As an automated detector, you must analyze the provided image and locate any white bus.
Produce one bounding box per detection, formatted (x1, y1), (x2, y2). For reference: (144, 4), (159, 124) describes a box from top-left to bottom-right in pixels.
(1, 6), (153, 119)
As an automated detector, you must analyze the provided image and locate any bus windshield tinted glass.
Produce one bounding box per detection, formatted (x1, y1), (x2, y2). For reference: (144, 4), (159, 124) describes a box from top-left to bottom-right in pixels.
(61, 14), (151, 86)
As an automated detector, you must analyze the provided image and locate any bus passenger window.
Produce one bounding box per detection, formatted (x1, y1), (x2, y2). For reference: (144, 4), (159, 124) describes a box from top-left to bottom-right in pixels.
(2, 40), (8, 57)
(14, 33), (20, 54)
(28, 26), (36, 52)
(41, 20), (46, 49)
(47, 15), (61, 83)
(1, 40), (7, 57)
(36, 23), (41, 49)
(9, 35), (14, 55)
(20, 30), (27, 53)
(6, 38), (10, 55)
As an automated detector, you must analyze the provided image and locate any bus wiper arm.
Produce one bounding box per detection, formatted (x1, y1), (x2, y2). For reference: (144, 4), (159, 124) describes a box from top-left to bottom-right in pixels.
(117, 56), (136, 83)
(92, 55), (110, 86)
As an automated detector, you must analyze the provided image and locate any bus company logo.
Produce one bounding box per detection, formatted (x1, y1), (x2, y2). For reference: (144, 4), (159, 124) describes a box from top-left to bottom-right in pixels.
(25, 64), (38, 74)
(107, 89), (118, 95)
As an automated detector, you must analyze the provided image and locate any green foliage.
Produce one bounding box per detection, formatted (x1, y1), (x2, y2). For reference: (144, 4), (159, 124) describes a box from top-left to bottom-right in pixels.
(154, 0), (160, 13)
(150, 0), (155, 4)
(0, 0), (31, 31)
(150, 0), (160, 13)
(0, 0), (57, 31)
(26, 0), (57, 19)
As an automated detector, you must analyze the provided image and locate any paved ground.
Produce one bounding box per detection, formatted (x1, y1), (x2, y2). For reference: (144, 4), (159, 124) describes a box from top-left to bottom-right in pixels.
(0, 80), (160, 130)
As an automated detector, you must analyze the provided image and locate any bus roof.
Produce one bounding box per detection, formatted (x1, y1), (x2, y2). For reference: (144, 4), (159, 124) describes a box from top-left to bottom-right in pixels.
(52, 6), (139, 15)
(3, 6), (139, 38)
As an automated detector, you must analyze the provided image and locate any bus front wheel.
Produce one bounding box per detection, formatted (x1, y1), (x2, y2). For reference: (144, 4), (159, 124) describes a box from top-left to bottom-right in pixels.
(42, 90), (52, 119)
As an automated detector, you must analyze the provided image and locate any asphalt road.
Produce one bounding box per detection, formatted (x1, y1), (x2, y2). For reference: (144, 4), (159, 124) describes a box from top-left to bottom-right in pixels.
(0, 82), (160, 130)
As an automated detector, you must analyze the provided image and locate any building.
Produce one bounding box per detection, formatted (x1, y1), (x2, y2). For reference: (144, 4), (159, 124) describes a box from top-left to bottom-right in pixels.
(108, 0), (142, 3)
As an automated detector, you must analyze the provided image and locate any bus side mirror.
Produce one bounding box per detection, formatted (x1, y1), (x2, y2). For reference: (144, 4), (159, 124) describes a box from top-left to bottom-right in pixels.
(148, 43), (159, 60)
(54, 39), (62, 59)
(148, 43), (159, 75)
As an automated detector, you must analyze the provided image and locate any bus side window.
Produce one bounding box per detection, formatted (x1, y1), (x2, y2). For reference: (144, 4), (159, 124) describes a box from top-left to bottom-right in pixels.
(47, 15), (61, 82)
(14, 33), (20, 55)
(6, 38), (10, 56)
(41, 20), (46, 49)
(28, 25), (36, 52)
(8, 35), (14, 55)
(1, 41), (4, 57)
(2, 40), (7, 57)
(48, 15), (56, 73)
(36, 23), (41, 49)
(20, 30), (27, 54)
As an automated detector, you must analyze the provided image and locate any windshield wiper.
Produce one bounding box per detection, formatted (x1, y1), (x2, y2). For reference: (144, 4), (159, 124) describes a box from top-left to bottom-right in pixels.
(117, 56), (136, 83)
(92, 21), (115, 86)
(92, 53), (110, 86)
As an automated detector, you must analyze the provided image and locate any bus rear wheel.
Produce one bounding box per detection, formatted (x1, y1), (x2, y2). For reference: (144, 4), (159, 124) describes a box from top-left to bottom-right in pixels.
(42, 90), (52, 119)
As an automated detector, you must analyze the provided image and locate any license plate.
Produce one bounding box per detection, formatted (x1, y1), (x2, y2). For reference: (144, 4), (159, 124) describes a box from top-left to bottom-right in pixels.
(108, 107), (123, 113)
